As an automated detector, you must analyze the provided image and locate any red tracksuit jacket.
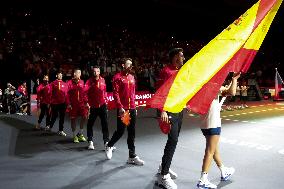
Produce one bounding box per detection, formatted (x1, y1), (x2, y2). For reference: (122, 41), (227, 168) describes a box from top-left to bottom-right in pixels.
(37, 83), (51, 104)
(85, 76), (107, 108)
(155, 64), (179, 90)
(112, 72), (136, 109)
(50, 79), (68, 105)
(66, 79), (87, 106)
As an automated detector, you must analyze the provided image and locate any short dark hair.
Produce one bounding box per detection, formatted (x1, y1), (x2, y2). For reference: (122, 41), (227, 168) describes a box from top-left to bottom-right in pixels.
(169, 48), (183, 61)
(121, 57), (132, 64)
(93, 65), (100, 69)
(56, 70), (63, 75)
(74, 68), (81, 72)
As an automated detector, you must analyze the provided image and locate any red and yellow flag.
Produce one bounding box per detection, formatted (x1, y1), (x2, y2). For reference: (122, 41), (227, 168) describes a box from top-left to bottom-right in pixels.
(274, 68), (284, 100)
(147, 0), (282, 114)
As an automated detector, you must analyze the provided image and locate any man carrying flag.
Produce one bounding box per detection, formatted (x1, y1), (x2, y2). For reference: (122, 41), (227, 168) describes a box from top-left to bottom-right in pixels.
(156, 48), (185, 189)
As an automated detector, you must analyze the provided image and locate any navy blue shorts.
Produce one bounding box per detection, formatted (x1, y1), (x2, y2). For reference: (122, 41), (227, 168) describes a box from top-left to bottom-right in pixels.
(201, 127), (221, 136)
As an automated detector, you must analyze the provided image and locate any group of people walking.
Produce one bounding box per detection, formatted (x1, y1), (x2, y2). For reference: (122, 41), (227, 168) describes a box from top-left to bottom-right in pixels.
(36, 48), (238, 189)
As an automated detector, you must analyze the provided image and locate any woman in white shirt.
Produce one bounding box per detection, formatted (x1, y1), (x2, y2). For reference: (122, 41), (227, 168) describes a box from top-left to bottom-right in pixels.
(197, 72), (240, 189)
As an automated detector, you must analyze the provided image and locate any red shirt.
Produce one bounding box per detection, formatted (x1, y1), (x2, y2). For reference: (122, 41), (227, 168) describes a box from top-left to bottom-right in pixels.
(18, 85), (28, 97)
(156, 64), (180, 112)
(85, 76), (107, 108)
(112, 72), (136, 109)
(66, 79), (87, 106)
(50, 79), (68, 104)
(156, 64), (179, 90)
(37, 83), (51, 104)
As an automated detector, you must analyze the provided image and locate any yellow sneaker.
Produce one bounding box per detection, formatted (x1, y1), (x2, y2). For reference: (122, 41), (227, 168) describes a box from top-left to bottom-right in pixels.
(77, 134), (86, 142)
(73, 136), (79, 143)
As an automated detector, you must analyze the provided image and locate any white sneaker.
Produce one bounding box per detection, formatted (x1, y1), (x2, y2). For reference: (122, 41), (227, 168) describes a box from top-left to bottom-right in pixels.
(221, 167), (235, 181)
(157, 173), (177, 189)
(58, 131), (67, 137)
(104, 142), (116, 151)
(157, 164), (178, 179)
(42, 125), (49, 130)
(197, 179), (217, 189)
(35, 123), (41, 130)
(105, 145), (114, 160)
(127, 156), (144, 166)
(45, 126), (51, 131)
(88, 141), (94, 150)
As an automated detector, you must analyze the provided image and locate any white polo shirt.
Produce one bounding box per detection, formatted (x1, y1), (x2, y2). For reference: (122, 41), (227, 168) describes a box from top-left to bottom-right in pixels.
(200, 95), (226, 129)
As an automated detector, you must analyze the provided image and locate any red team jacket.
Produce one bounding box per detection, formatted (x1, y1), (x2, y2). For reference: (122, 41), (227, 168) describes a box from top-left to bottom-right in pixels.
(155, 64), (179, 90)
(50, 79), (68, 105)
(66, 79), (87, 106)
(156, 64), (180, 112)
(112, 72), (136, 110)
(36, 83), (51, 104)
(85, 76), (107, 108)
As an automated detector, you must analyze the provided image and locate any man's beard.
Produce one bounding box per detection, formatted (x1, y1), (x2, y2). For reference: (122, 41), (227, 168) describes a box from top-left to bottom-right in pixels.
(73, 78), (80, 83)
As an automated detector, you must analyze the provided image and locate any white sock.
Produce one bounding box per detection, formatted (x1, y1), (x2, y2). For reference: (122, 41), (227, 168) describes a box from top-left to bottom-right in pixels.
(200, 172), (208, 182)
(219, 164), (226, 175)
(79, 129), (83, 135)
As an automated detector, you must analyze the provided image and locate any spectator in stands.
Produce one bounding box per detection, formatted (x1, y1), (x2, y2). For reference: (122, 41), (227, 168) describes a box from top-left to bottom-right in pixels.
(18, 81), (31, 115)
(240, 80), (249, 108)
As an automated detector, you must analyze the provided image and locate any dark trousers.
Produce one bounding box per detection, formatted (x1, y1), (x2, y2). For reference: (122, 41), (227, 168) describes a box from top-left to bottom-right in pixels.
(161, 110), (184, 175)
(107, 109), (136, 158)
(50, 103), (66, 131)
(87, 104), (109, 144)
(38, 103), (51, 126)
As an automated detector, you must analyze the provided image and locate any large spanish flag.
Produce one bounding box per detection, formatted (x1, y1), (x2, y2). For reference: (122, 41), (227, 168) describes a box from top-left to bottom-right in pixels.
(146, 0), (282, 114)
